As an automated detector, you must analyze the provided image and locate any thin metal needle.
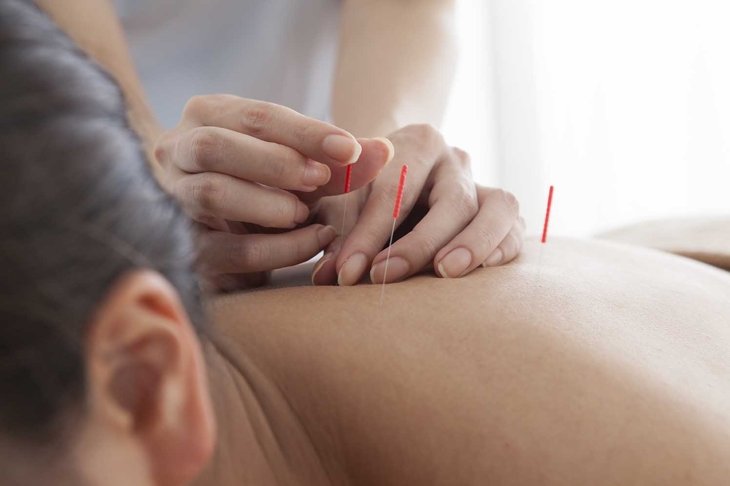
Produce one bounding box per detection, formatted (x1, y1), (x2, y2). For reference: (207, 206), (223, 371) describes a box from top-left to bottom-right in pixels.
(379, 218), (398, 305)
(379, 164), (408, 305)
(340, 193), (349, 237)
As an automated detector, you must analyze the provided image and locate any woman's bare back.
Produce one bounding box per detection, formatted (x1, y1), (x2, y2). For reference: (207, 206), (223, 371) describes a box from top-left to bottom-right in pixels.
(207, 238), (730, 485)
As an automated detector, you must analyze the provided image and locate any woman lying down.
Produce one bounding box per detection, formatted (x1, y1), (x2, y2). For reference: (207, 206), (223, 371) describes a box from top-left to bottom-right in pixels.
(2, 3), (730, 486)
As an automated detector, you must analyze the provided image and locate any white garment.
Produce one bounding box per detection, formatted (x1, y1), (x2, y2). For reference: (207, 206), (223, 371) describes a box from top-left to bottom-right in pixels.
(115, 0), (341, 128)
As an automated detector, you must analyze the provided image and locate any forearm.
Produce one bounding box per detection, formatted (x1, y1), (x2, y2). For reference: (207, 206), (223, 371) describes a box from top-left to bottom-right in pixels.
(37, 0), (163, 174)
(332, 0), (457, 137)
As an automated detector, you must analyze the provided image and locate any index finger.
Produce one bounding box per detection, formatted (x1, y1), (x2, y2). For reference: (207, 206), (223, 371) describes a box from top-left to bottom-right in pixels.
(181, 95), (362, 167)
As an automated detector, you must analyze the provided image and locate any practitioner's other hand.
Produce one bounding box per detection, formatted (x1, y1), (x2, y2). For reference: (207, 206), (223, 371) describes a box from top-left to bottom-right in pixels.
(154, 94), (392, 290)
(311, 124), (525, 286)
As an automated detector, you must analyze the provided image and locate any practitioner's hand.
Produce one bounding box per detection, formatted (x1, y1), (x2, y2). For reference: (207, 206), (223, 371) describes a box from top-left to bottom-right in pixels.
(154, 94), (392, 290)
(311, 124), (525, 286)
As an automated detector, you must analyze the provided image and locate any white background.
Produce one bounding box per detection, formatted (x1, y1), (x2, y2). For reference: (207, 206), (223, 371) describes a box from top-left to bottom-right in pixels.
(443, 0), (730, 237)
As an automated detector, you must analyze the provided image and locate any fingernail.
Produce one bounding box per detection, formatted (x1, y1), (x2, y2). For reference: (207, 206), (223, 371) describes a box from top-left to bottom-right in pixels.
(302, 160), (330, 187)
(370, 257), (410, 283)
(323, 134), (362, 164)
(483, 248), (504, 267)
(311, 252), (333, 284)
(437, 247), (473, 278)
(374, 137), (395, 164)
(294, 202), (309, 224)
(317, 225), (337, 246)
(338, 252), (369, 286)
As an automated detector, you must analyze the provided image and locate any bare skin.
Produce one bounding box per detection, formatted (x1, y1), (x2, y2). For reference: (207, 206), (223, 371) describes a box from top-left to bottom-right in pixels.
(194, 238), (730, 485)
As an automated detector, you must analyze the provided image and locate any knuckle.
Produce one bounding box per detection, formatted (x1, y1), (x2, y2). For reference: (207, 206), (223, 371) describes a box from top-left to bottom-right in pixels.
(505, 229), (522, 249)
(285, 193), (301, 223)
(270, 155), (289, 182)
(289, 150), (309, 175)
(499, 233), (521, 263)
(474, 225), (499, 251)
(291, 116), (312, 147)
(408, 123), (437, 138)
(497, 189), (520, 215)
(241, 101), (273, 136)
(269, 193), (300, 227)
(271, 149), (304, 184)
(452, 147), (472, 169)
(188, 127), (222, 170)
(182, 95), (209, 117)
(410, 123), (444, 147)
(448, 184), (479, 220)
(153, 134), (171, 165)
(153, 144), (167, 165)
(410, 229), (440, 262)
(499, 230), (516, 249)
(398, 123), (446, 158)
(452, 146), (468, 159)
(236, 240), (271, 269)
(189, 175), (224, 213)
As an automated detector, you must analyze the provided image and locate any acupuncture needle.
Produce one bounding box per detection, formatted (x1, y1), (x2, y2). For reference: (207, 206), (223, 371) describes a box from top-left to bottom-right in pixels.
(379, 164), (408, 305)
(535, 185), (555, 286)
(541, 185), (554, 244)
(340, 164), (353, 237)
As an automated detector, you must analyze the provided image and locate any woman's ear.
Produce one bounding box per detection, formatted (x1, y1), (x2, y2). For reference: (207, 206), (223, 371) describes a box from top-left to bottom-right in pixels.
(84, 270), (216, 486)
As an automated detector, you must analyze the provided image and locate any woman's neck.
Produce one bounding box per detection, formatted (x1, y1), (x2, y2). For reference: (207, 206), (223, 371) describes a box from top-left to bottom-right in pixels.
(193, 338), (340, 486)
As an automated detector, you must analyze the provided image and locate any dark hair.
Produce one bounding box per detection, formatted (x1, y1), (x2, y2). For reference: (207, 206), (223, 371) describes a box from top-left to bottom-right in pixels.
(0, 0), (204, 445)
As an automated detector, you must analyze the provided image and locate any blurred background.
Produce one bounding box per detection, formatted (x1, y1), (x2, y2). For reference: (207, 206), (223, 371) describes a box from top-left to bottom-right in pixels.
(442, 0), (730, 237)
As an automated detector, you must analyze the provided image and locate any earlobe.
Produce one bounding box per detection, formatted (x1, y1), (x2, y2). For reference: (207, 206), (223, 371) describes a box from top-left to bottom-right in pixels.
(85, 270), (215, 486)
